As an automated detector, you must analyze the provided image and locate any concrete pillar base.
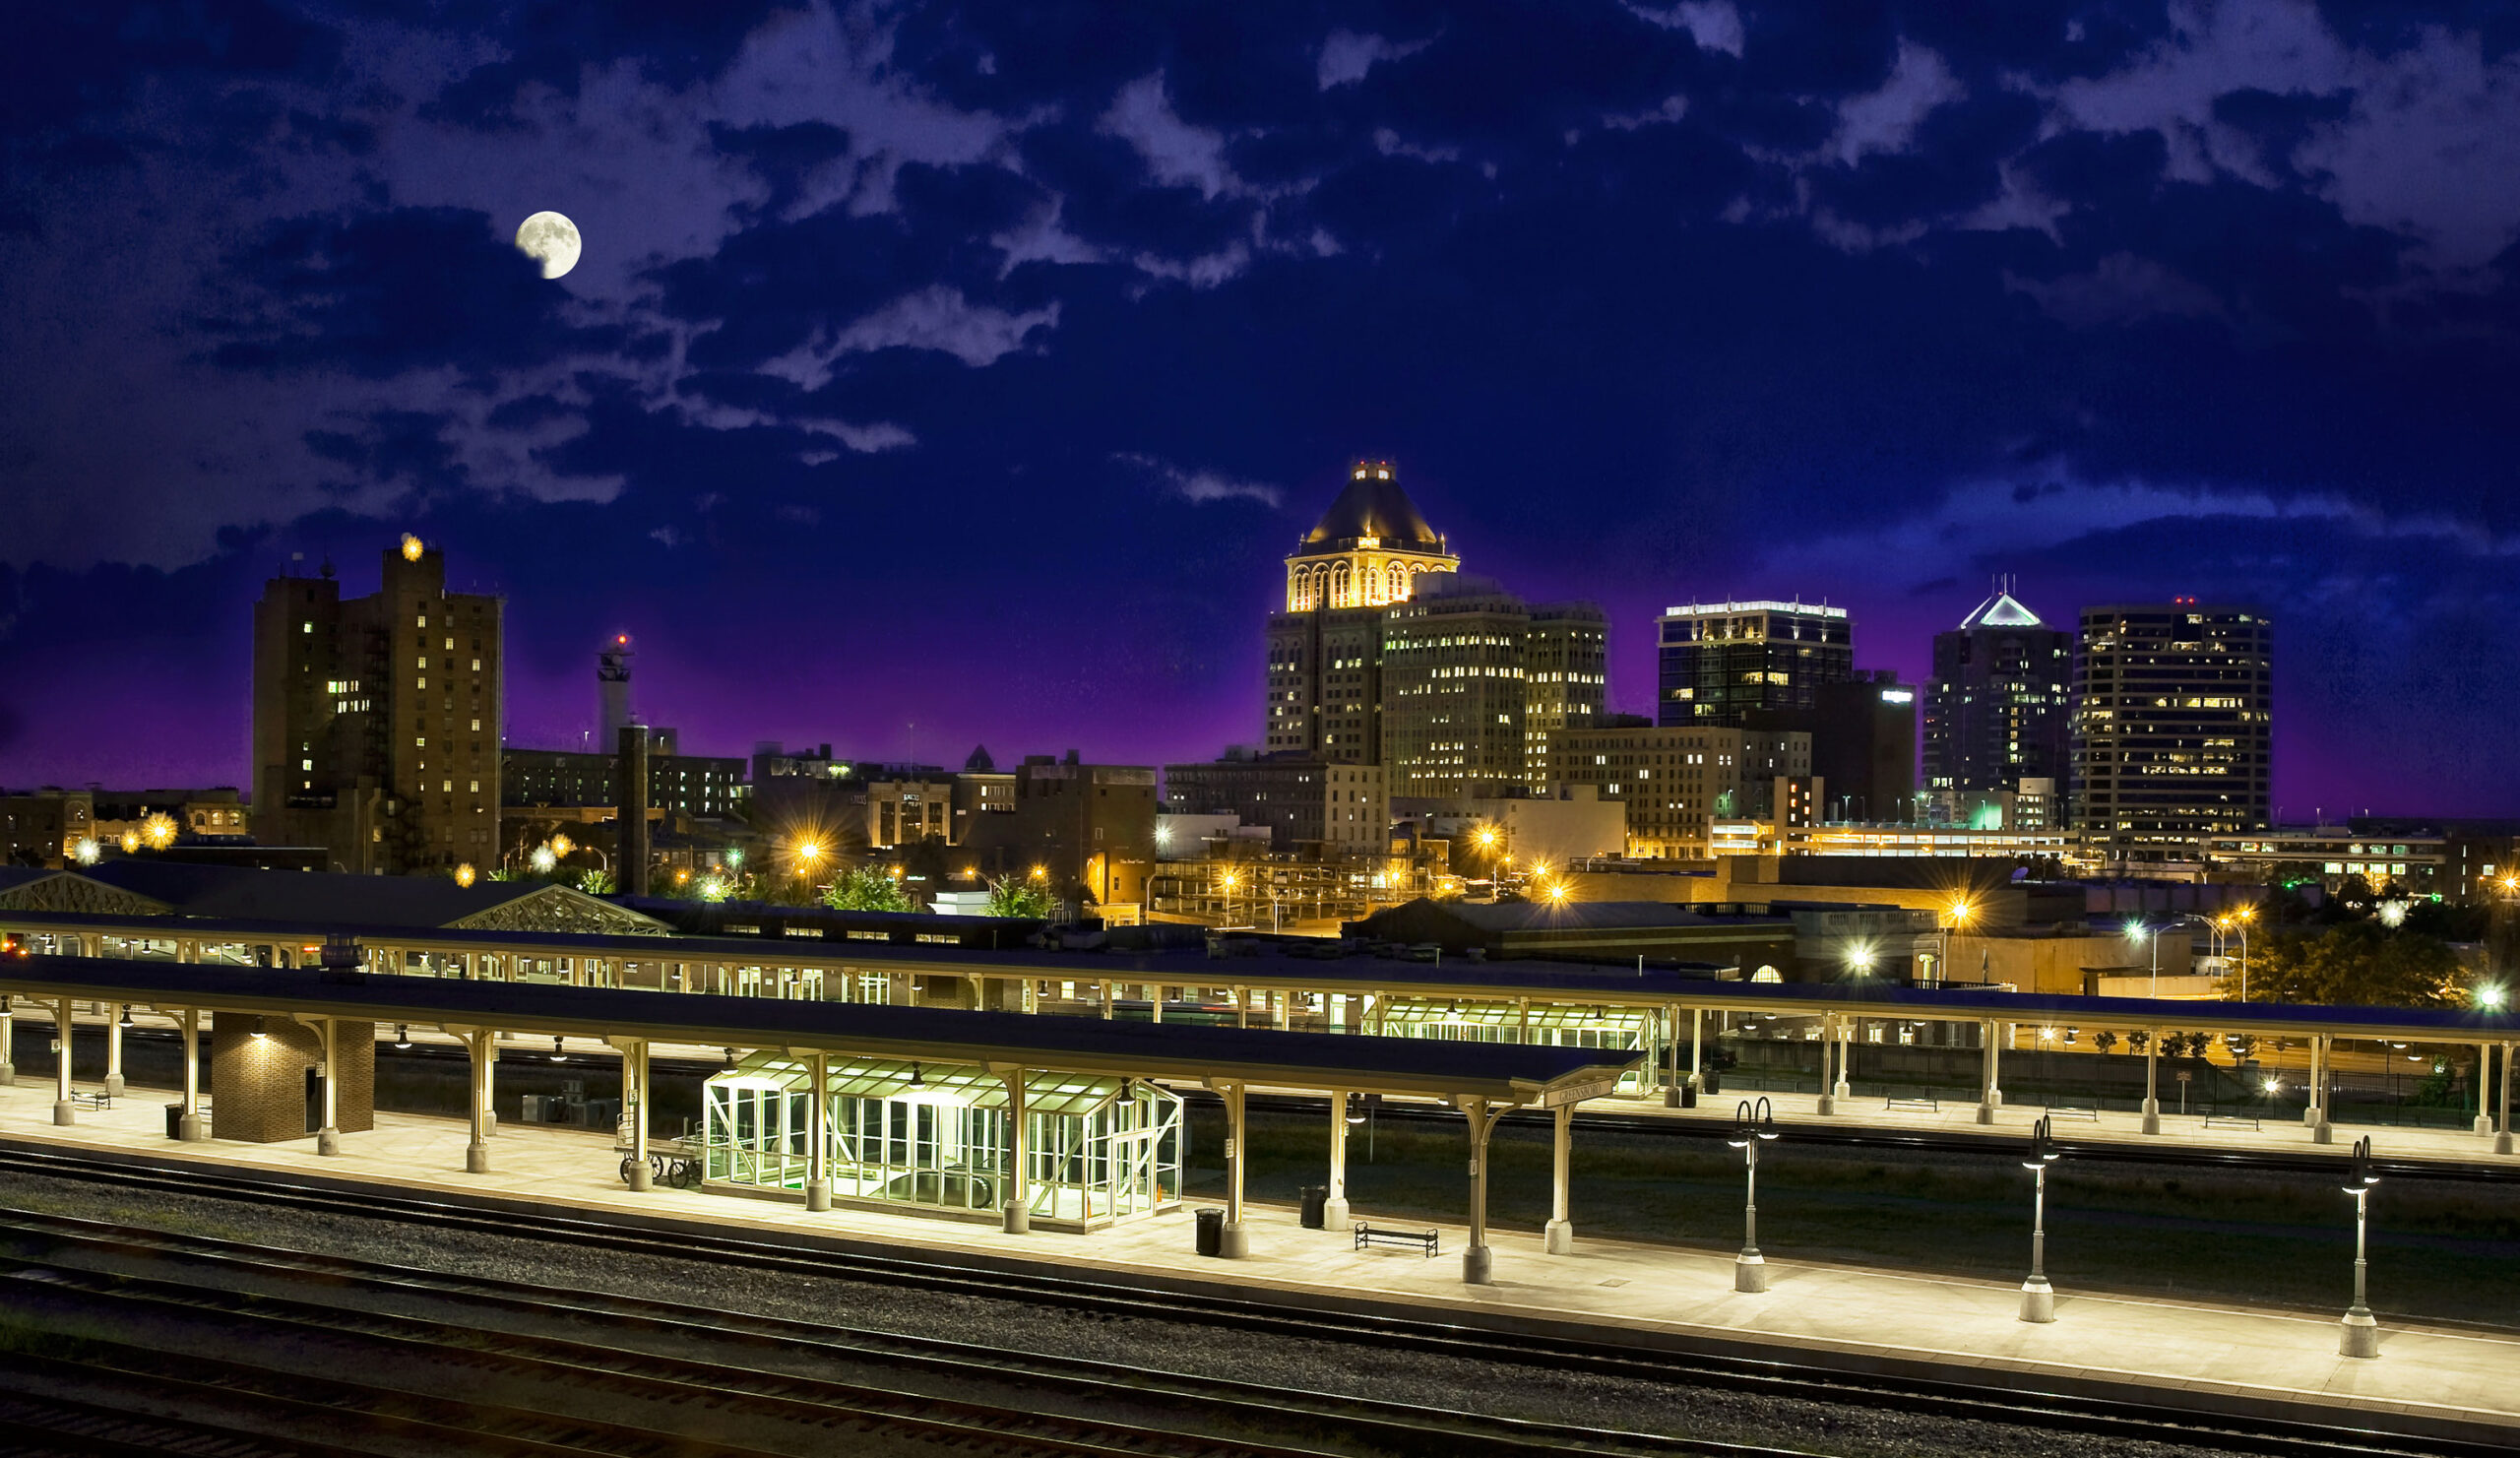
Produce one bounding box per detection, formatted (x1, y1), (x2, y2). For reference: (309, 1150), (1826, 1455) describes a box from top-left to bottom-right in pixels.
(1733, 1253), (1769, 1293)
(1815, 1095), (1836, 1115)
(1464, 1244), (1493, 1285)
(2475, 1114), (2494, 1136)
(805, 1179), (832, 1212)
(0, 1064), (15, 1087)
(316, 1126), (341, 1157)
(2497, 1131), (2513, 1156)
(1218, 1222), (1248, 1259)
(2142, 1111), (2161, 1134)
(1000, 1204), (1029, 1234)
(177, 1113), (204, 1142)
(2311, 1121), (2333, 1145)
(627, 1161), (653, 1191)
(1664, 1087), (1682, 1109)
(465, 1141), (490, 1174)
(2303, 1106), (2320, 1124)
(1544, 1219), (1573, 1255)
(1832, 1081), (1851, 1103)
(2340, 1308), (2379, 1359)
(52, 1101), (74, 1127)
(102, 1074), (126, 1098)
(1323, 1198), (1351, 1229)
(2018, 1278), (2055, 1324)
(1976, 1103), (1997, 1125)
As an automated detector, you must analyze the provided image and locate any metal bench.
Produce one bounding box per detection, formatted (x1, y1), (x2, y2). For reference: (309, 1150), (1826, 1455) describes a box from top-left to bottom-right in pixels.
(2044, 1106), (2100, 1121)
(2203, 1114), (2262, 1131)
(66, 1091), (112, 1111)
(1354, 1223), (1438, 1256)
(1885, 1095), (1940, 1113)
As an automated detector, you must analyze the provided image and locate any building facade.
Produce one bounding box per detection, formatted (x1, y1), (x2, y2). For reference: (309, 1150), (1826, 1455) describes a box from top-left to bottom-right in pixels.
(1923, 587), (2074, 798)
(1656, 600), (1852, 726)
(0, 790), (94, 867)
(1163, 756), (1388, 855)
(1379, 574), (1532, 798)
(1263, 462), (1459, 761)
(503, 745), (744, 819)
(1811, 671), (1919, 823)
(252, 539), (503, 874)
(2072, 604), (2273, 856)
(1555, 724), (1811, 858)
(1523, 602), (1609, 792)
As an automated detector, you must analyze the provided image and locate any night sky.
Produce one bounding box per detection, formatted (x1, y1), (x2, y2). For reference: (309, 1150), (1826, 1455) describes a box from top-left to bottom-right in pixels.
(4, 2), (2518, 815)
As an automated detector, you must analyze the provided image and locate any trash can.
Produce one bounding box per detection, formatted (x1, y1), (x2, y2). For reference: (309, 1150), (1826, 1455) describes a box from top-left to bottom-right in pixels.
(1702, 1070), (1721, 1096)
(1298, 1185), (1327, 1230)
(1679, 1084), (1699, 1109)
(1195, 1207), (1226, 1257)
(164, 1104), (183, 1139)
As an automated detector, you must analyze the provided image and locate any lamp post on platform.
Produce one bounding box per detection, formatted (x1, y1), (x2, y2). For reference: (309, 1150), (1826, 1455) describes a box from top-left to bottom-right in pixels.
(1727, 1097), (1779, 1293)
(2019, 1115), (2062, 1322)
(2340, 1135), (2381, 1359)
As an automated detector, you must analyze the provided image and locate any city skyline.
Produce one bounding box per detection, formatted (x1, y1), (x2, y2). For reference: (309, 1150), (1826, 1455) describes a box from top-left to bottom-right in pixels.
(6, 3), (2519, 817)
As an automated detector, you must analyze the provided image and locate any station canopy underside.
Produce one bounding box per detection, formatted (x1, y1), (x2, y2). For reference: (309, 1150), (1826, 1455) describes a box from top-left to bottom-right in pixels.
(0, 957), (1634, 1107)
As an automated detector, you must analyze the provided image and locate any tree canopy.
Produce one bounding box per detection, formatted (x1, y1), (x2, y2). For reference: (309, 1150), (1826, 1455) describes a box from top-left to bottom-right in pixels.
(2238, 922), (2465, 1009)
(820, 865), (917, 914)
(985, 877), (1056, 919)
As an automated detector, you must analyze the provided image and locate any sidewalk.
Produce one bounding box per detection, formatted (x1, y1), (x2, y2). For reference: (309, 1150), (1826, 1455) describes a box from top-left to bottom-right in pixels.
(0, 1077), (2512, 1441)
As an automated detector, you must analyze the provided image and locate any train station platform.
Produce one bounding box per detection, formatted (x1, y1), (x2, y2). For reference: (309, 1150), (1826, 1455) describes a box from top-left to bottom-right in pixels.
(1580, 1082), (2520, 1169)
(1, 1076), (2513, 1447)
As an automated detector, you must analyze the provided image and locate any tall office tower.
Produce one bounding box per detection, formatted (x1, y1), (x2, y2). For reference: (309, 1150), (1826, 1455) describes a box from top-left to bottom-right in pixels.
(252, 537), (504, 873)
(1923, 585), (2074, 796)
(1523, 602), (1609, 791)
(1812, 671), (1919, 822)
(2072, 603), (2273, 856)
(1380, 574), (1531, 798)
(1263, 461), (1459, 761)
(1656, 600), (1853, 726)
(598, 636), (634, 748)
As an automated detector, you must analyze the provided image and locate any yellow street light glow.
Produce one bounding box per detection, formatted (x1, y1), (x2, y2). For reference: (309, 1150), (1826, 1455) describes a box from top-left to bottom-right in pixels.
(140, 811), (178, 850)
(119, 831), (141, 855)
(1948, 898), (1973, 924)
(2233, 903), (2256, 921)
(1545, 882), (1569, 903)
(1030, 864), (1047, 880)
(795, 841), (822, 862)
(1476, 827), (1497, 847)
(400, 534), (423, 561)
(454, 862), (475, 889)
(550, 833), (574, 858)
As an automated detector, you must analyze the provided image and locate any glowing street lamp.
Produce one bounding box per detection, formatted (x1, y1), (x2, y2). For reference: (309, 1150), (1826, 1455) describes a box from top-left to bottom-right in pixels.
(1726, 1097), (1780, 1292)
(119, 830), (141, 855)
(2339, 1136), (2381, 1358)
(400, 533), (424, 561)
(2018, 1115), (2063, 1323)
(530, 845), (557, 875)
(1544, 881), (1570, 905)
(2478, 984), (2508, 1012)
(454, 862), (476, 889)
(140, 812), (178, 851)
(1844, 941), (1876, 975)
(72, 838), (100, 865)
(550, 833), (574, 859)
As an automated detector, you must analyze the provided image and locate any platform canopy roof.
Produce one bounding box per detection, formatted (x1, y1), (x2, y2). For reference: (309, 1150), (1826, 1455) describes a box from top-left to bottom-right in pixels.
(0, 957), (1631, 1107)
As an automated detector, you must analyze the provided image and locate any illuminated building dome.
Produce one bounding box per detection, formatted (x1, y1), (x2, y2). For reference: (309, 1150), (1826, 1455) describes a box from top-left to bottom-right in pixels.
(1301, 461), (1446, 551)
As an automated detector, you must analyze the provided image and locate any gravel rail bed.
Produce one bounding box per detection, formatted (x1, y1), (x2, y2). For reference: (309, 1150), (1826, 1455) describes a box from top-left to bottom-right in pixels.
(0, 1167), (2279, 1458)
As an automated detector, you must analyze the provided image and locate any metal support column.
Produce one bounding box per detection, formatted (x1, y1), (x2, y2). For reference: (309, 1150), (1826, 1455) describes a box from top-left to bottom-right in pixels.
(1979, 1018), (2004, 1125)
(2310, 1034), (2333, 1144)
(52, 996), (74, 1126)
(626, 1040), (653, 1190)
(465, 1030), (492, 1173)
(1544, 1103), (1574, 1254)
(2498, 1042), (2513, 1156)
(0, 994), (15, 1086)
(103, 1003), (126, 1098)
(1219, 1083), (1249, 1257)
(315, 1017), (341, 1155)
(1462, 1097), (1506, 1285)
(807, 1050), (832, 1211)
(1000, 1065), (1030, 1233)
(1834, 1017), (1854, 1103)
(1324, 1087), (1352, 1228)
(2142, 1027), (2162, 1134)
(1816, 1015), (1839, 1114)
(2477, 1042), (2496, 1136)
(178, 1009), (204, 1140)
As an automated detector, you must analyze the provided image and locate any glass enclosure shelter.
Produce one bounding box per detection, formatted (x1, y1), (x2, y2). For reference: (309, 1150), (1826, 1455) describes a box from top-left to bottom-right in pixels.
(702, 1053), (1184, 1232)
(1376, 996), (1657, 1095)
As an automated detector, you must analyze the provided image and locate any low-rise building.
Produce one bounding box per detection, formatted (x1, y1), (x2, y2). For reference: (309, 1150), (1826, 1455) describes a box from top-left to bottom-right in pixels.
(1555, 724), (1810, 858)
(1163, 755), (1388, 856)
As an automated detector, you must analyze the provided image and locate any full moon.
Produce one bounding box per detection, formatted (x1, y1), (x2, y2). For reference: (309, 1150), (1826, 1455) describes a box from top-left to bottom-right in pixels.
(514, 211), (581, 280)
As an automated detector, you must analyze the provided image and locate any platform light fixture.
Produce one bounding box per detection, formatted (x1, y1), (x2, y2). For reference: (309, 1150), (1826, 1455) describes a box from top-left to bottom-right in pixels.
(1726, 1097), (1780, 1292)
(394, 1025), (411, 1049)
(2018, 1115), (2063, 1323)
(908, 1060), (926, 1089)
(2340, 1136), (2381, 1358)
(117, 1006), (133, 1028)
(549, 1037), (567, 1062)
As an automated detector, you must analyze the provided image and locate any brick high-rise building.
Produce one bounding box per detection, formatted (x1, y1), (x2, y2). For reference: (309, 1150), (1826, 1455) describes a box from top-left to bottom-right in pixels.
(2072, 603), (2273, 856)
(252, 538), (503, 874)
(1523, 602), (1608, 792)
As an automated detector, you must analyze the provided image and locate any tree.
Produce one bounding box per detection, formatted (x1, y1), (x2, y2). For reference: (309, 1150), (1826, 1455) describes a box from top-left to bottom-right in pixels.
(985, 877), (1056, 919)
(2243, 923), (2464, 1009)
(578, 868), (616, 895)
(821, 865), (916, 914)
(2093, 1030), (2118, 1054)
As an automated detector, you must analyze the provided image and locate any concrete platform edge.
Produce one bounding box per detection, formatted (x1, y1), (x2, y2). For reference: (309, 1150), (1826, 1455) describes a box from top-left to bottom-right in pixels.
(1, 1131), (2511, 1449)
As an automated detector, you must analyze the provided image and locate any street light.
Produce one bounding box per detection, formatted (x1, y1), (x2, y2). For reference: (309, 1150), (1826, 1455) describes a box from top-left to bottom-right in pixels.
(2478, 984), (2508, 1011)
(1726, 1097), (1780, 1292)
(2339, 1136), (2381, 1358)
(2019, 1114), (2063, 1323)
(1844, 941), (1876, 975)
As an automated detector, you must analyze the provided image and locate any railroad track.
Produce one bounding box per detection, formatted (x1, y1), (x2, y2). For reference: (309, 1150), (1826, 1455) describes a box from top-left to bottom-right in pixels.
(0, 1198), (1789, 1458)
(0, 1140), (2501, 1458)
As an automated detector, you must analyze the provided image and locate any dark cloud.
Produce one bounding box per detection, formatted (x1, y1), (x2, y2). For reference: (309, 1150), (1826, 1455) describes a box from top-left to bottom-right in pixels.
(5, 0), (2520, 815)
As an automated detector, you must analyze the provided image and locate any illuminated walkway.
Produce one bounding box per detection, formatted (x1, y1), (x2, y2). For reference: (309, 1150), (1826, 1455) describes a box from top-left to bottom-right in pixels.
(1, 1078), (2513, 1441)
